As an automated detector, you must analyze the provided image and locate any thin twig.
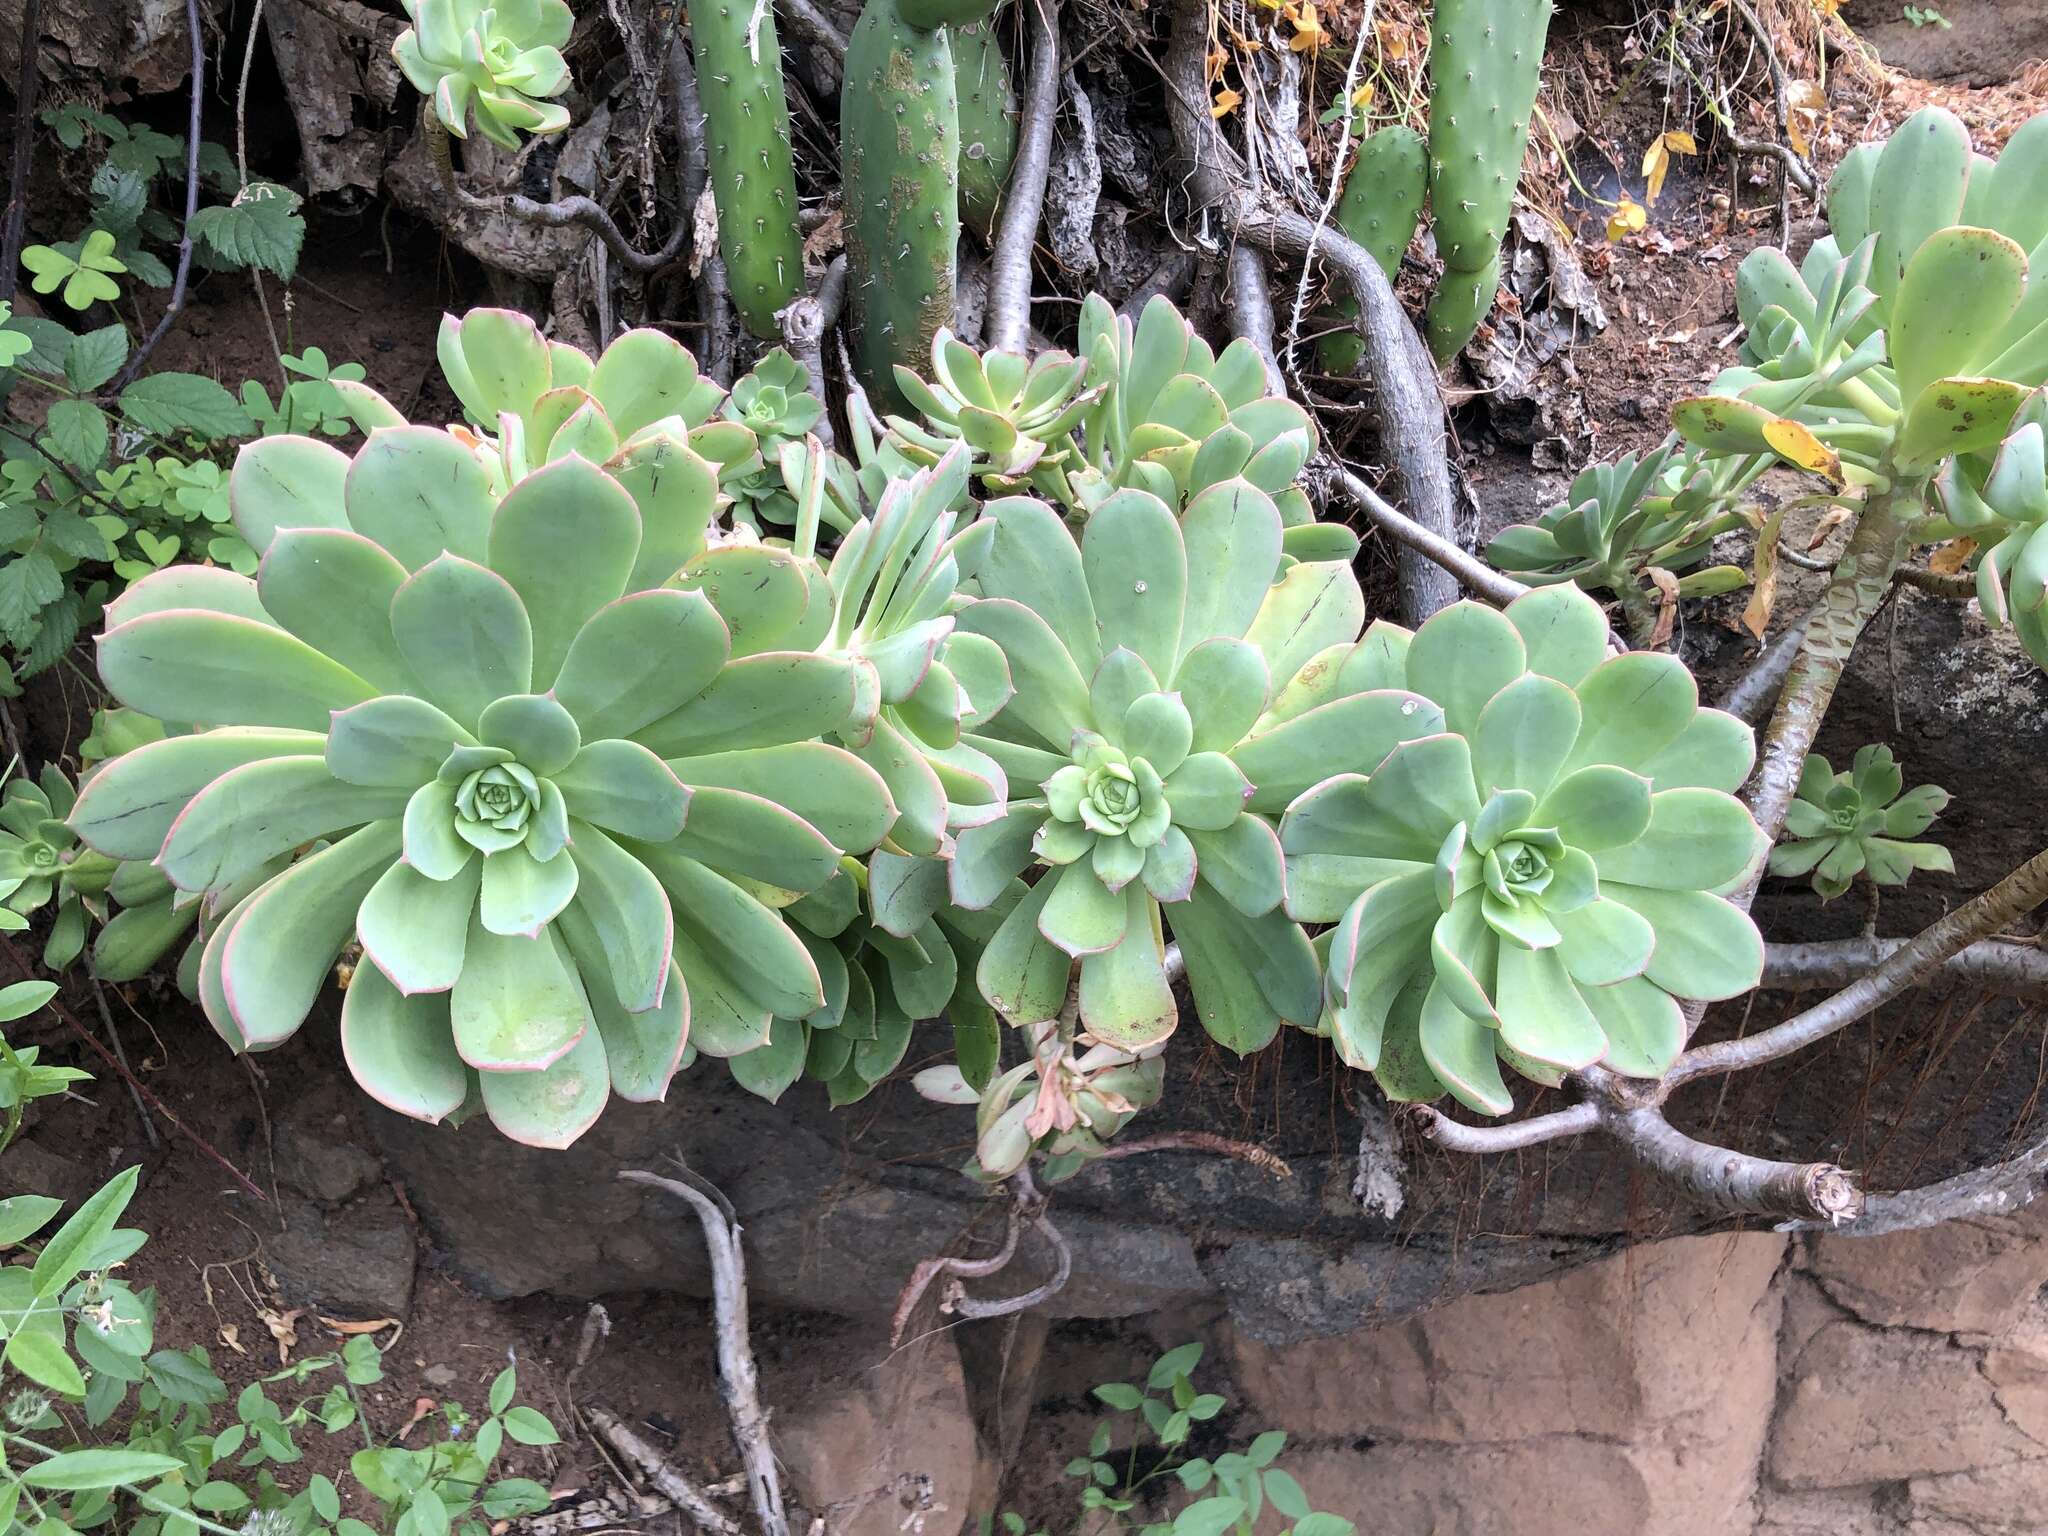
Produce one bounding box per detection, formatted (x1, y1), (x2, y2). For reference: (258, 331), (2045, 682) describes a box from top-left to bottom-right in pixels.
(1723, 0), (1817, 197)
(109, 0), (204, 391)
(585, 1406), (742, 1536)
(888, 1164), (1075, 1342)
(983, 0), (1059, 355)
(237, 0), (267, 192)
(87, 971), (157, 1148)
(619, 1165), (788, 1536)
(0, 935), (264, 1200)
(1313, 457), (1529, 607)
(1091, 1130), (1291, 1175)
(1672, 844), (2048, 1086)
(0, 0), (44, 306)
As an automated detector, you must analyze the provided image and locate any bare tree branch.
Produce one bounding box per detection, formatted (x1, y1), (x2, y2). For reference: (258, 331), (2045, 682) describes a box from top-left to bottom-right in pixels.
(983, 0), (1059, 355)
(1312, 458), (1530, 607)
(585, 1406), (743, 1535)
(1672, 844), (2048, 1086)
(1605, 1106), (1862, 1222)
(1718, 610), (1810, 725)
(1411, 1102), (1599, 1153)
(1762, 937), (2048, 1001)
(777, 0), (849, 60)
(1227, 246), (1284, 396)
(1787, 1129), (2048, 1236)
(619, 1166), (789, 1536)
(890, 1164), (1072, 1343)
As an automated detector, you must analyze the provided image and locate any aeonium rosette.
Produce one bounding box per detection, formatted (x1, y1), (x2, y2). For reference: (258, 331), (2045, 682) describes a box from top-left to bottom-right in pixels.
(71, 428), (895, 1148)
(1281, 586), (1767, 1116)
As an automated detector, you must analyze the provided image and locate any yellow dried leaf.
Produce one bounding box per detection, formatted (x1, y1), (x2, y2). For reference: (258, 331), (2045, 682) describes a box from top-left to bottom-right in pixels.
(1205, 45), (1228, 83)
(1761, 417), (1843, 483)
(1787, 81), (1826, 158)
(1641, 130), (1697, 206)
(1742, 505), (1790, 643)
(1290, 2), (1325, 52)
(1378, 19), (1409, 58)
(1350, 82), (1376, 110)
(1929, 536), (1977, 575)
(1606, 198), (1647, 241)
(1211, 85), (1243, 118)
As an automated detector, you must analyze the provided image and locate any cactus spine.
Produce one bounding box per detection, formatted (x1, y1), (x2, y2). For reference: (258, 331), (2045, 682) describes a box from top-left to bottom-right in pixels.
(843, 0), (975, 410)
(693, 0), (806, 337)
(1423, 0), (1552, 362)
(954, 15), (1018, 243)
(1319, 126), (1427, 375)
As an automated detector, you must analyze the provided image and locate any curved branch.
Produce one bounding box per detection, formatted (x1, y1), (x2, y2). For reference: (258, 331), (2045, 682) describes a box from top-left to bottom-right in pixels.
(1717, 610), (1810, 725)
(1605, 1106), (1861, 1222)
(984, 0), (1059, 355)
(1313, 458), (1530, 607)
(419, 38), (692, 278)
(1672, 844), (2048, 1086)
(1410, 1102), (1599, 1153)
(1762, 936), (2048, 1001)
(1159, 0), (1458, 624)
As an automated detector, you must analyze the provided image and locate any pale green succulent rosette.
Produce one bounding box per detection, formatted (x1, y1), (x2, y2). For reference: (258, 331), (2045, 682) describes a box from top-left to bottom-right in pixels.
(946, 482), (1446, 1052)
(394, 0), (576, 149)
(1070, 296), (1353, 563)
(71, 430), (894, 1149)
(1281, 586), (1767, 1117)
(1769, 746), (1951, 900)
(0, 768), (113, 970)
(887, 328), (1105, 504)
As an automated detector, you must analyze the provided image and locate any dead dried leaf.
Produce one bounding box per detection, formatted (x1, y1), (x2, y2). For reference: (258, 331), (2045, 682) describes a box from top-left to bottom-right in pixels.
(1807, 503), (1854, 551)
(1289, 2), (1325, 52)
(397, 1398), (437, 1442)
(1742, 505), (1790, 642)
(1211, 85), (1243, 117)
(1930, 536), (1977, 576)
(1645, 566), (1680, 648)
(320, 1315), (401, 1336)
(259, 1306), (302, 1366)
(218, 1324), (245, 1356)
(1606, 197), (1647, 241)
(1641, 130), (1697, 206)
(1787, 80), (1826, 158)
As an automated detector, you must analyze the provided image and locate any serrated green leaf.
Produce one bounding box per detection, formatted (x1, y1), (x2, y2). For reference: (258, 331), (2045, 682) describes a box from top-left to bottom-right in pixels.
(190, 184), (305, 281)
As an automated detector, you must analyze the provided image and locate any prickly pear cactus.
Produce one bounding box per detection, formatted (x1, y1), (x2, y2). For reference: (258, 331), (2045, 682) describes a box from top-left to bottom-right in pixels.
(690, 0), (806, 337)
(955, 14), (1018, 242)
(1318, 126), (1426, 376)
(843, 0), (966, 412)
(1423, 0), (1552, 362)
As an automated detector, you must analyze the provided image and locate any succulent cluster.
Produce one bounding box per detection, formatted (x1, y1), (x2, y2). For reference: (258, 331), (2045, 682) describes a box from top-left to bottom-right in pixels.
(394, 0), (575, 149)
(66, 291), (1774, 1152)
(1769, 746), (1952, 900)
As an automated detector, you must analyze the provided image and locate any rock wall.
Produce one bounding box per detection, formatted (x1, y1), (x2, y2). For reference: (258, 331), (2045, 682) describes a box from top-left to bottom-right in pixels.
(956, 1208), (2048, 1536)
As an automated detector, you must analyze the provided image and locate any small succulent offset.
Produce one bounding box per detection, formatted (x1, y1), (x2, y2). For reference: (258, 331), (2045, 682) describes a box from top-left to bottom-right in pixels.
(722, 350), (827, 529)
(950, 482), (1441, 1051)
(1769, 746), (1952, 900)
(72, 364), (890, 1147)
(394, 0), (575, 149)
(1484, 439), (1757, 639)
(888, 330), (1103, 501)
(915, 1020), (1165, 1181)
(1282, 585), (1766, 1115)
(0, 768), (111, 969)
